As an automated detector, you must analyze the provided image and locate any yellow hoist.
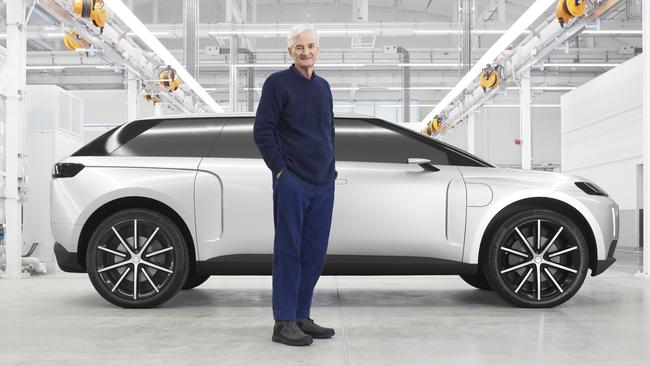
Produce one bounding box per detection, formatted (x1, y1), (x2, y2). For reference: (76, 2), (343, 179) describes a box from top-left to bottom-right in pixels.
(71, 0), (107, 31)
(159, 66), (181, 92)
(555, 0), (587, 28)
(422, 115), (445, 136)
(479, 64), (503, 92)
(63, 30), (91, 51)
(143, 88), (161, 105)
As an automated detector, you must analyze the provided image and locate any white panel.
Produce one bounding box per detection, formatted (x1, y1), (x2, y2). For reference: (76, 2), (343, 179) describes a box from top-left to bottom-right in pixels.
(561, 55), (643, 211)
(59, 93), (70, 131)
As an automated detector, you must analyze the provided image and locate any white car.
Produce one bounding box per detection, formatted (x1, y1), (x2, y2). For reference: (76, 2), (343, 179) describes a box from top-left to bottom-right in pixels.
(51, 113), (618, 308)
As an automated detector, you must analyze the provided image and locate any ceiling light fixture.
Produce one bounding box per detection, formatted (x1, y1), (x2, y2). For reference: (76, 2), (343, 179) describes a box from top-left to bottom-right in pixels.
(422, 0), (556, 124)
(582, 30), (642, 35)
(103, 0), (223, 113)
(542, 63), (620, 67)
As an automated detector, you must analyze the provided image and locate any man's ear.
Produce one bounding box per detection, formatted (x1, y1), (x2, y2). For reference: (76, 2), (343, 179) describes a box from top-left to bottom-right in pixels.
(287, 46), (292, 56)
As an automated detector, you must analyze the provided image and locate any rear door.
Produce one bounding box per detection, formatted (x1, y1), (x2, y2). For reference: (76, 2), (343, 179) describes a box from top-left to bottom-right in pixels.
(195, 117), (274, 260)
(328, 118), (466, 262)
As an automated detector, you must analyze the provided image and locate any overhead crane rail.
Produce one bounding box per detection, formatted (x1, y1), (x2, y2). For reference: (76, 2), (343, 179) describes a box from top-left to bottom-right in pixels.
(423, 0), (624, 137)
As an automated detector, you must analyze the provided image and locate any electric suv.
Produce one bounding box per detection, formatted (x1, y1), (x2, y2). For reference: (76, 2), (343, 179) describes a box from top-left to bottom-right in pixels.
(51, 113), (618, 308)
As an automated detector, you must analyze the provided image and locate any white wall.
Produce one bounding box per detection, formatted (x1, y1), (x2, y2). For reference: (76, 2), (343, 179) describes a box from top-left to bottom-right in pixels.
(438, 105), (561, 168)
(561, 54), (643, 247)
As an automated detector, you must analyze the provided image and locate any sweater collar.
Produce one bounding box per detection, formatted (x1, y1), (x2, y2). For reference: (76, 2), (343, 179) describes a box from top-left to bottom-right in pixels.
(290, 64), (316, 80)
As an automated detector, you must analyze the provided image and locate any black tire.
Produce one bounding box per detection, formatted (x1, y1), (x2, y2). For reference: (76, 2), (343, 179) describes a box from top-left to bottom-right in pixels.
(484, 209), (589, 308)
(86, 209), (189, 308)
(460, 273), (492, 290)
(182, 273), (210, 290)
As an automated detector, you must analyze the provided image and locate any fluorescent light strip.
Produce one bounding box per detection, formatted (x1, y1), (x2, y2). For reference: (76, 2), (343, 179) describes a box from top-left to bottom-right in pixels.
(127, 31), (170, 36)
(104, 0), (223, 113)
(208, 30), (373, 36)
(397, 63), (460, 67)
(231, 63), (366, 68)
(26, 65), (119, 70)
(379, 104), (440, 108)
(543, 63), (620, 67)
(422, 0), (556, 123)
(506, 86), (577, 91)
(483, 104), (561, 108)
(413, 29), (533, 35)
(46, 32), (65, 37)
(582, 30), (642, 35)
(386, 86), (454, 90)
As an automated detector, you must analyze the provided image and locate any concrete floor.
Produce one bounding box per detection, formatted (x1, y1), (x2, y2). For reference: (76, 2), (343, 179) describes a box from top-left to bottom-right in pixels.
(1, 249), (649, 366)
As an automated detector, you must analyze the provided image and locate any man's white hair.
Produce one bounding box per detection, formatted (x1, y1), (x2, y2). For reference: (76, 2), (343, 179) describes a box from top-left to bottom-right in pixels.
(287, 24), (320, 48)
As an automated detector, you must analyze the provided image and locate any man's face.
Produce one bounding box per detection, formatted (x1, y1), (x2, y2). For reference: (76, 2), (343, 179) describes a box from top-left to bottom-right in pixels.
(288, 32), (320, 69)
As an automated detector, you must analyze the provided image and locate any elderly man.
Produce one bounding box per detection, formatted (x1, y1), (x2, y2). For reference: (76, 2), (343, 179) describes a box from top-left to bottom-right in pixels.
(253, 24), (337, 347)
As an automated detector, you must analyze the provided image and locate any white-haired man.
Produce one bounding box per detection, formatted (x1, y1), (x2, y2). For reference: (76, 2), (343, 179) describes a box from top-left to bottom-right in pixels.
(254, 24), (337, 346)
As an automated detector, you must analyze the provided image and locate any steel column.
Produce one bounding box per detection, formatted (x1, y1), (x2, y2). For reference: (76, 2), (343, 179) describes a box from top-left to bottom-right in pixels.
(467, 111), (476, 154)
(519, 68), (532, 170)
(127, 71), (138, 121)
(183, 0), (199, 79)
(3, 0), (26, 279)
(642, 0), (650, 276)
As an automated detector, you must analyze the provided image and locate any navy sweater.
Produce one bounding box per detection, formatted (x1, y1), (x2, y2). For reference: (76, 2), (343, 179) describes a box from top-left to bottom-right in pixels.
(254, 64), (336, 185)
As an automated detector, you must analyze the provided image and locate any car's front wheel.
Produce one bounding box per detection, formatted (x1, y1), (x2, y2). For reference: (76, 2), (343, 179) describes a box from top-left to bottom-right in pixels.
(484, 209), (589, 308)
(86, 209), (189, 308)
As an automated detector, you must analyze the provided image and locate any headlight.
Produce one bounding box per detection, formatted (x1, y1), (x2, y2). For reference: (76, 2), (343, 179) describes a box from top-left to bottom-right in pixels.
(575, 182), (608, 197)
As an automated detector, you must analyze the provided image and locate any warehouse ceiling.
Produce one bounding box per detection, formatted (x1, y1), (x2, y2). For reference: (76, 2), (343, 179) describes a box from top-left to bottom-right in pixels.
(0, 0), (643, 113)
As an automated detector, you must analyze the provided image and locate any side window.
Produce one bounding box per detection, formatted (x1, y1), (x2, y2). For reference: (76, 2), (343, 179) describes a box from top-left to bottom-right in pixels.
(208, 117), (261, 159)
(334, 119), (450, 165)
(111, 118), (225, 157)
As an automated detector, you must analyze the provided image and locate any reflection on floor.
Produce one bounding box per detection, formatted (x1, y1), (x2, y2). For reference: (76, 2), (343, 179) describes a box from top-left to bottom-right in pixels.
(0, 247), (648, 366)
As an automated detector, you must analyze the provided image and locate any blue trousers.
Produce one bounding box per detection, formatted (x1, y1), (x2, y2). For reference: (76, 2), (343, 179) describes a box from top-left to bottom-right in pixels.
(271, 168), (335, 321)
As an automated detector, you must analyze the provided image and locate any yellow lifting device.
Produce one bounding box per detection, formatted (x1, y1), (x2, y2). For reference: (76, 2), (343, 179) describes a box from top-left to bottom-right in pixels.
(143, 88), (161, 105)
(479, 64), (503, 92)
(71, 0), (106, 31)
(555, 0), (587, 28)
(422, 115), (445, 136)
(159, 66), (181, 92)
(63, 30), (91, 51)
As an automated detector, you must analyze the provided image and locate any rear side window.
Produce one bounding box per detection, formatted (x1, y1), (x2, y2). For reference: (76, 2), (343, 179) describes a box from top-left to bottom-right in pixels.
(111, 118), (226, 157)
(335, 119), (450, 165)
(208, 117), (261, 158)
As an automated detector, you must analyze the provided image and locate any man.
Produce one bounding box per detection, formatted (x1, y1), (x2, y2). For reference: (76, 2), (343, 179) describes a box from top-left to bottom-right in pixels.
(253, 24), (337, 347)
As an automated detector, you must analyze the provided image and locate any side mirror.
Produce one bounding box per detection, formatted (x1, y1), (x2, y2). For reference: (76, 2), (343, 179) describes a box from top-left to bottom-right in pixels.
(407, 158), (439, 172)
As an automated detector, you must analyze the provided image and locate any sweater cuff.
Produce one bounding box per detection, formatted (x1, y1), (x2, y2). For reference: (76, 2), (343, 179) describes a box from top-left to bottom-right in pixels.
(269, 159), (286, 176)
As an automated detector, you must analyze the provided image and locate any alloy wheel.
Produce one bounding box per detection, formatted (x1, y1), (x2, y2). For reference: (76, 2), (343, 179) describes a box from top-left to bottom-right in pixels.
(497, 218), (581, 303)
(94, 218), (176, 302)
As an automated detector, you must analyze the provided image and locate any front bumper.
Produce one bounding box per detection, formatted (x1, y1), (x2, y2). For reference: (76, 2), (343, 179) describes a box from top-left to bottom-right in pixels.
(592, 239), (617, 276)
(54, 242), (85, 273)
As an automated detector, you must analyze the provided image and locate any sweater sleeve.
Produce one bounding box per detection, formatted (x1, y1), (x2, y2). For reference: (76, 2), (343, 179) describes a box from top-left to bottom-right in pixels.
(253, 76), (286, 175)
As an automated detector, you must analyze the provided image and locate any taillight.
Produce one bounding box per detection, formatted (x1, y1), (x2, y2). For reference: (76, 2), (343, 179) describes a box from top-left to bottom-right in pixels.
(52, 163), (85, 178)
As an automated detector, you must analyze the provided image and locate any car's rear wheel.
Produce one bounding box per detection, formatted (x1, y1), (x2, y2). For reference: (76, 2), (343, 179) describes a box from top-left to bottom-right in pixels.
(460, 273), (492, 290)
(182, 273), (210, 289)
(86, 209), (189, 308)
(484, 209), (589, 308)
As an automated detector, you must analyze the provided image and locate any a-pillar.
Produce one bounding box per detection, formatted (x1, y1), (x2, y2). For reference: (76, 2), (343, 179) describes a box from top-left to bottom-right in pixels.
(519, 68), (532, 170)
(3, 0), (26, 279)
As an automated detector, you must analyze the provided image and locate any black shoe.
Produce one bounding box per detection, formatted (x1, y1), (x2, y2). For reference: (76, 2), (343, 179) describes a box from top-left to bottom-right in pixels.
(272, 321), (313, 346)
(296, 318), (335, 339)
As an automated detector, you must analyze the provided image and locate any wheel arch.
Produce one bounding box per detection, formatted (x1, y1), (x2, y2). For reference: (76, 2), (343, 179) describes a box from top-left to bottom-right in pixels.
(76, 196), (197, 273)
(476, 197), (598, 274)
